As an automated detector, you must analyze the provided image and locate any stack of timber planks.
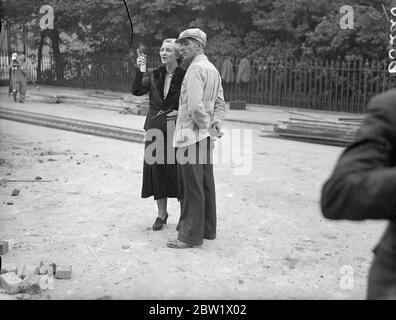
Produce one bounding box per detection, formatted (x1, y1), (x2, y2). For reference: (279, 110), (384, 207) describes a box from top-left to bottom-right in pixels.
(26, 92), (149, 115)
(271, 117), (364, 146)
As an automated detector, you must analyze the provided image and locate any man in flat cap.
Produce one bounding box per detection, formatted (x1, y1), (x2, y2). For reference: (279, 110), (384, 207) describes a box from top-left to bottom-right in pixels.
(167, 28), (226, 249)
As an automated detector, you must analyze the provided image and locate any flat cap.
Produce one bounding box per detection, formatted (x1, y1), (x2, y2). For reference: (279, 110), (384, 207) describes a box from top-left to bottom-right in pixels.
(175, 28), (207, 47)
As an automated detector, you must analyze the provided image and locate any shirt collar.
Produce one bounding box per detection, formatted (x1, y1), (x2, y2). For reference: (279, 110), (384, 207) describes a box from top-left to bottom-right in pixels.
(191, 53), (207, 64)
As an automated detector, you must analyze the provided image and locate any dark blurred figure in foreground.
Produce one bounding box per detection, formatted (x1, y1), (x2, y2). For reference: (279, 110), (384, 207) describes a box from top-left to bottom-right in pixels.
(321, 89), (396, 300)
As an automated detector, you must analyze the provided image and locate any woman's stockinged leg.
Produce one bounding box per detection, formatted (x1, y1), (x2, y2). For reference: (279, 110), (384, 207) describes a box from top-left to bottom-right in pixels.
(156, 198), (168, 219)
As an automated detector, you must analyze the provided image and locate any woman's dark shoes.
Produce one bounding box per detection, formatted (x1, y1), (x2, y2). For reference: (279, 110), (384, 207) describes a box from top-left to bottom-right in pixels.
(152, 213), (168, 231)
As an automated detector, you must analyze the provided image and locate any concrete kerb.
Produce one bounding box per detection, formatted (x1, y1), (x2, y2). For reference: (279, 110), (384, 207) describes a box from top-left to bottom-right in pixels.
(0, 85), (363, 128)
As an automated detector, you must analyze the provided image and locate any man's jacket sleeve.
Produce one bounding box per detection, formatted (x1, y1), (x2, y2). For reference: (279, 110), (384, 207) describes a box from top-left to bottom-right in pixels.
(132, 70), (151, 96)
(212, 83), (226, 126)
(187, 64), (211, 130)
(321, 91), (396, 220)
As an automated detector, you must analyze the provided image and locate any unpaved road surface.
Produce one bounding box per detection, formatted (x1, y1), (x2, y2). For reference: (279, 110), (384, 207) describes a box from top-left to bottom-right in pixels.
(0, 89), (386, 300)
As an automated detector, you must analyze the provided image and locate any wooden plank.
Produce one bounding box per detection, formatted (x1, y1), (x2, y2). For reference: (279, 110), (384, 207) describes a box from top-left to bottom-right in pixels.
(338, 117), (364, 122)
(286, 118), (361, 126)
(274, 127), (355, 139)
(274, 131), (353, 143)
(280, 123), (359, 131)
(278, 122), (360, 131)
(286, 110), (324, 120)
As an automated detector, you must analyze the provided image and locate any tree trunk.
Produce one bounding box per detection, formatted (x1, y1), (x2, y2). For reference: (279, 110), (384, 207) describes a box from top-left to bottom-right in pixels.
(37, 26), (63, 83)
(50, 13), (63, 81)
(7, 22), (11, 63)
(37, 5), (63, 83)
(37, 30), (46, 82)
(51, 27), (63, 81)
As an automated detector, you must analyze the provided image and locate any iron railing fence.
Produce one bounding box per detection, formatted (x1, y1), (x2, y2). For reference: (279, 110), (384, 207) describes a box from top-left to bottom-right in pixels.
(1, 48), (395, 113)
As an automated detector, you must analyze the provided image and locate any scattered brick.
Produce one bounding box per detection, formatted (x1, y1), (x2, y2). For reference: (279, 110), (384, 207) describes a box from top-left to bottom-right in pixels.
(15, 293), (32, 300)
(20, 274), (43, 295)
(39, 264), (54, 276)
(0, 178), (7, 187)
(50, 263), (57, 275)
(18, 264), (39, 279)
(0, 272), (23, 294)
(55, 265), (72, 279)
(1, 263), (17, 274)
(0, 241), (9, 255)
(40, 275), (54, 290)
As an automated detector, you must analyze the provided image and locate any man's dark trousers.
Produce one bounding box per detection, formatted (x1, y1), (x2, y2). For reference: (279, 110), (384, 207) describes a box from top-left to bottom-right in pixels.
(177, 137), (216, 245)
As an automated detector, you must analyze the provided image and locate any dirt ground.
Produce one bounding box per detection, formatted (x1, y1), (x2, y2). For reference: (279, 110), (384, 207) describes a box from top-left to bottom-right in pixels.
(0, 89), (387, 300)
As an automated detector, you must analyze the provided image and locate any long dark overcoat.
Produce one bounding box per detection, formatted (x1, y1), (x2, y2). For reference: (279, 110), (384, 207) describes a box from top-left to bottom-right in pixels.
(132, 65), (185, 200)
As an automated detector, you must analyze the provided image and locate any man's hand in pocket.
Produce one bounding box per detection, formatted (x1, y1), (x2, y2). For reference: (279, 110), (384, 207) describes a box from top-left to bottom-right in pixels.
(166, 110), (178, 121)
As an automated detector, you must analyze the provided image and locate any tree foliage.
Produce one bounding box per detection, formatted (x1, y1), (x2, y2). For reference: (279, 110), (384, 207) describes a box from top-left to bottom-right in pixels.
(2, 0), (393, 60)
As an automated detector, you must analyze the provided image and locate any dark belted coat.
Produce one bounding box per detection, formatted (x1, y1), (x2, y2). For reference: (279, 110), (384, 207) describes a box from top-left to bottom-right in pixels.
(132, 65), (185, 200)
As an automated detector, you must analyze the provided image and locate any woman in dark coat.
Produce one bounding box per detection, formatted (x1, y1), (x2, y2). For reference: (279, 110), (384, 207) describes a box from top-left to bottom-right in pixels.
(132, 39), (185, 231)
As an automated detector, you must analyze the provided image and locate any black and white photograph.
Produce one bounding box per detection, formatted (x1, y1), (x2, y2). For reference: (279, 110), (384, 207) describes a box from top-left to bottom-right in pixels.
(0, 0), (396, 305)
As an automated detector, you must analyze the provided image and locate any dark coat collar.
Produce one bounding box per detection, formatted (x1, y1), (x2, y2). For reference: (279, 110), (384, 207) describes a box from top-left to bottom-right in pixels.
(153, 65), (184, 82)
(152, 65), (185, 102)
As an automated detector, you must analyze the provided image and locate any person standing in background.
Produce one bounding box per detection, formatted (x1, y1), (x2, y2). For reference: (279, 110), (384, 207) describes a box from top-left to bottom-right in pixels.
(9, 52), (19, 102)
(9, 53), (28, 103)
(16, 54), (28, 103)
